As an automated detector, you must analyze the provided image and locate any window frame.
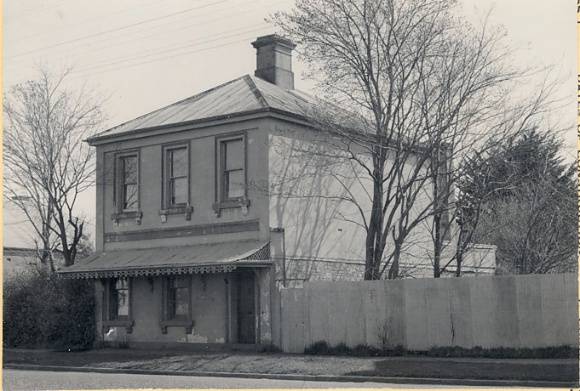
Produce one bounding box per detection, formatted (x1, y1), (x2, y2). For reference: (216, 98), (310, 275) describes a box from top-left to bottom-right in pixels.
(110, 278), (130, 320)
(219, 135), (246, 202)
(102, 278), (134, 333)
(117, 152), (140, 212)
(162, 143), (190, 209)
(160, 275), (193, 333)
(112, 149), (142, 224)
(167, 275), (191, 320)
(213, 133), (250, 216)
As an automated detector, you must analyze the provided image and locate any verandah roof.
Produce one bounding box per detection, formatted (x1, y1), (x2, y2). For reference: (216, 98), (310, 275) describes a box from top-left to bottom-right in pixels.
(58, 240), (270, 279)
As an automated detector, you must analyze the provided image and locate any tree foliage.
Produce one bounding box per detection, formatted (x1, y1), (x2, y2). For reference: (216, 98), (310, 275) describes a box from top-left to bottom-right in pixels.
(3, 270), (95, 350)
(459, 128), (577, 274)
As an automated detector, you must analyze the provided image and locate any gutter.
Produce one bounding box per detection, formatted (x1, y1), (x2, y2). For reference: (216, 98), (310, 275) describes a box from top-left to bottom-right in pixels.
(86, 108), (313, 146)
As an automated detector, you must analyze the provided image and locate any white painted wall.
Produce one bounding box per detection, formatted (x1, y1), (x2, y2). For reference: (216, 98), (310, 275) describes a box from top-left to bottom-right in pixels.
(267, 121), (484, 279)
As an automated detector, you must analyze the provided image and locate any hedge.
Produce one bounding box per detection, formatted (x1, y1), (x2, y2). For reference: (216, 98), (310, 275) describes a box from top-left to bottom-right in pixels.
(304, 340), (577, 359)
(3, 270), (95, 351)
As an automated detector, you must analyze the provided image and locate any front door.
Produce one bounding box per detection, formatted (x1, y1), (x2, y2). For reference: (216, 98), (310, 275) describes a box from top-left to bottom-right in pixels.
(237, 270), (256, 344)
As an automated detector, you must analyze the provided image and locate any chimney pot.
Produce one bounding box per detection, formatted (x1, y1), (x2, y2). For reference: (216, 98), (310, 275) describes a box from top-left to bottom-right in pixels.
(251, 34), (296, 89)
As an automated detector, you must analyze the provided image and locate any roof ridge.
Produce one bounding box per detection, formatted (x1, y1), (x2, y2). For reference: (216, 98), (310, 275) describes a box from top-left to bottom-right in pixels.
(90, 75), (249, 140)
(244, 75), (270, 108)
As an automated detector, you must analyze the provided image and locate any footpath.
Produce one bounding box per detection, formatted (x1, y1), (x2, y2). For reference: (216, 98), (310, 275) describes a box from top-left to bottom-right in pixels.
(4, 348), (578, 387)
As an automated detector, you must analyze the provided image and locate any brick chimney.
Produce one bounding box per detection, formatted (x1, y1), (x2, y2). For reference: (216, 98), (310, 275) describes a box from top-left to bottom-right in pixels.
(251, 34), (296, 90)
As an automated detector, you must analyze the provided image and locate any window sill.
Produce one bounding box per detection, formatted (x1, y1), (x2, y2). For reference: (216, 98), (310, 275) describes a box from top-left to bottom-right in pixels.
(103, 319), (134, 333)
(111, 210), (143, 225)
(160, 319), (194, 334)
(159, 205), (194, 223)
(212, 197), (250, 217)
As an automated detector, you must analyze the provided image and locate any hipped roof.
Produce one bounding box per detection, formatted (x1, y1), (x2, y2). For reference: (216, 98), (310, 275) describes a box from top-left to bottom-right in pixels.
(88, 75), (318, 143)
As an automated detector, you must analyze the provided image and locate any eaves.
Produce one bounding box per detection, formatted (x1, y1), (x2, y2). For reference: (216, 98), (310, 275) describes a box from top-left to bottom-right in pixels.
(86, 108), (314, 146)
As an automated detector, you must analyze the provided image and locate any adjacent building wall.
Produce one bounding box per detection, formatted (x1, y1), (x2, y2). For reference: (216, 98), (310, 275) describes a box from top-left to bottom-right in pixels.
(3, 248), (64, 280)
(275, 243), (496, 287)
(279, 273), (578, 352)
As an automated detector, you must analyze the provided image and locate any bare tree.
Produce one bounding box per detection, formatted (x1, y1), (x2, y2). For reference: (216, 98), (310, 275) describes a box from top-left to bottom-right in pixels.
(273, 0), (550, 279)
(3, 68), (105, 268)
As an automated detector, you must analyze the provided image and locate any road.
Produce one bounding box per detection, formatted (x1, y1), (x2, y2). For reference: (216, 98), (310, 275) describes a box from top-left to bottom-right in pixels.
(3, 369), (468, 390)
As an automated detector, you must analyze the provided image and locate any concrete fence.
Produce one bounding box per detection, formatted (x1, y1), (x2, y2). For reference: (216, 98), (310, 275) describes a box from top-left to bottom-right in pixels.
(279, 273), (578, 353)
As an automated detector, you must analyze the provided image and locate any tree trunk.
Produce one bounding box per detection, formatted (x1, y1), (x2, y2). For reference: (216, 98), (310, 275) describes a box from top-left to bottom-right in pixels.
(388, 246), (400, 279)
(433, 213), (442, 278)
(432, 149), (442, 278)
(364, 169), (384, 280)
(455, 228), (465, 277)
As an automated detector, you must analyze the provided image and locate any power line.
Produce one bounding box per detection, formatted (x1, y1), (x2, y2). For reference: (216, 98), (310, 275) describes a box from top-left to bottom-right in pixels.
(11, 0), (169, 44)
(69, 0), (286, 60)
(3, 220), (32, 226)
(5, 0), (279, 70)
(7, 0), (67, 23)
(71, 32), (270, 79)
(5, 1), (239, 68)
(7, 0), (228, 60)
(5, 0), (294, 85)
(5, 0), (293, 84)
(72, 24), (269, 76)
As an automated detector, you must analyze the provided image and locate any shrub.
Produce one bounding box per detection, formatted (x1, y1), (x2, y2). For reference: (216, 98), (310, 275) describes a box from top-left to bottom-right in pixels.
(305, 341), (407, 357)
(424, 345), (577, 359)
(3, 270), (95, 350)
(385, 344), (406, 356)
(352, 344), (381, 356)
(259, 344), (283, 353)
(304, 341), (574, 359)
(304, 340), (332, 355)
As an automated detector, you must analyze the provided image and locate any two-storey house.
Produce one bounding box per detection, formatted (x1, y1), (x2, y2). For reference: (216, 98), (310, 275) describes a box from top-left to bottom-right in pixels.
(59, 35), (495, 349)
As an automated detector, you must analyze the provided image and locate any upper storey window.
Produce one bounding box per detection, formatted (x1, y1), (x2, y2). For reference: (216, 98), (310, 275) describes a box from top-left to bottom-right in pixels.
(120, 155), (138, 211)
(114, 151), (139, 214)
(220, 137), (245, 200)
(112, 150), (141, 225)
(165, 145), (189, 207)
(213, 133), (249, 217)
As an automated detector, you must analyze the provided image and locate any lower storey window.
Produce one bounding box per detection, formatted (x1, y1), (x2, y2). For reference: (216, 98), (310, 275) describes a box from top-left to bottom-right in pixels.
(168, 276), (189, 319)
(110, 278), (130, 319)
(161, 275), (193, 333)
(102, 277), (133, 333)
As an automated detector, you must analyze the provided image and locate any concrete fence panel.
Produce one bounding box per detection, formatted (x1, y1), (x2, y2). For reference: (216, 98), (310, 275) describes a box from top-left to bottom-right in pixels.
(278, 273), (578, 353)
(280, 288), (306, 353)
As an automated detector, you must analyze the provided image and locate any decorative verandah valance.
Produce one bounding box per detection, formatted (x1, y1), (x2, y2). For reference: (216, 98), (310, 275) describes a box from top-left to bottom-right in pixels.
(58, 240), (270, 279)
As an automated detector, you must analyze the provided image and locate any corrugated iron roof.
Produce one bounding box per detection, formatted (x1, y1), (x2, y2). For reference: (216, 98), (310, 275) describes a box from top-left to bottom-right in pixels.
(58, 240), (270, 279)
(88, 75), (317, 143)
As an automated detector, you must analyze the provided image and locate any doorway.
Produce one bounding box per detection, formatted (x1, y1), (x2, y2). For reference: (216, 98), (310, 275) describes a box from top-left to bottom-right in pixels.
(236, 270), (256, 344)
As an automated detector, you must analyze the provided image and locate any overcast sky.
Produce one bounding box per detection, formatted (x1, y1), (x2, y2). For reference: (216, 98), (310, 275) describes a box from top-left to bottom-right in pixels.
(3, 0), (577, 247)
